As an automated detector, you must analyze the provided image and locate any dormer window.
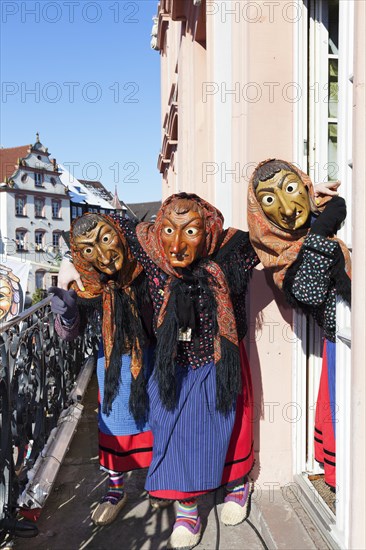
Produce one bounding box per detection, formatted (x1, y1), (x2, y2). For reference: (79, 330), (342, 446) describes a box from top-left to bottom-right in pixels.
(34, 172), (43, 187)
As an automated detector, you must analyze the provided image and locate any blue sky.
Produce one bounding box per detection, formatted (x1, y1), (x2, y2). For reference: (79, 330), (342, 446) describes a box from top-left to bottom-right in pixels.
(0, 0), (162, 203)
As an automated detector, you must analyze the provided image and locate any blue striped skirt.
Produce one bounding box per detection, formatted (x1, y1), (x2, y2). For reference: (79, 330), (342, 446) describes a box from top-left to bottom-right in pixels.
(145, 361), (236, 493)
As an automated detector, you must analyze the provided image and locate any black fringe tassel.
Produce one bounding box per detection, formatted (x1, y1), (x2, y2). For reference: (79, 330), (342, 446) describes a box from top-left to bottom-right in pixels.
(153, 288), (179, 411)
(216, 337), (242, 415)
(101, 288), (146, 417)
(129, 371), (149, 424)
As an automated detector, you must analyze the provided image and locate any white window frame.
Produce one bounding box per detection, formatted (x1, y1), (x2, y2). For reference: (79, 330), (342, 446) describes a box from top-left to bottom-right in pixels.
(293, 1), (353, 548)
(34, 197), (45, 217)
(52, 199), (61, 219)
(15, 196), (26, 216)
(34, 172), (43, 187)
(35, 230), (45, 250)
(15, 229), (27, 251)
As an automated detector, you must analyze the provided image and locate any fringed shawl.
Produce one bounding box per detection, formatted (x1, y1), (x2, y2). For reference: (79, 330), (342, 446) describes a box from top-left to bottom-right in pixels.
(70, 213), (147, 418)
(136, 193), (243, 414)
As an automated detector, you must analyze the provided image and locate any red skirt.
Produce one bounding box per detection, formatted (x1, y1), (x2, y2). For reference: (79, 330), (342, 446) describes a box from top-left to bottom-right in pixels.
(314, 339), (336, 488)
(99, 429), (153, 473)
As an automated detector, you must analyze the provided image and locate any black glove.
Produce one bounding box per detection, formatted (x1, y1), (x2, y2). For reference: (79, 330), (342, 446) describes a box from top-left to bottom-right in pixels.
(311, 196), (347, 237)
(48, 287), (78, 322)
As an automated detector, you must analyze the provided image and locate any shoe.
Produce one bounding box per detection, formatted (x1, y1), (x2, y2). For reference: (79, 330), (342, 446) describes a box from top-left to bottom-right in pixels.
(167, 516), (202, 550)
(149, 496), (174, 509)
(91, 492), (127, 526)
(221, 482), (251, 526)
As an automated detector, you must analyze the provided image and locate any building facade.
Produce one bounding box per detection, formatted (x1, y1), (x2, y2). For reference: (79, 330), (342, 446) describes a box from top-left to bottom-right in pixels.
(153, 1), (365, 548)
(0, 134), (70, 295)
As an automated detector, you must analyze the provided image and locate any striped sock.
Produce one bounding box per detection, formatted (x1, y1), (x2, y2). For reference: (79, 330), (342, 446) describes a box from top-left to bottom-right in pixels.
(102, 471), (124, 504)
(175, 499), (199, 530)
(225, 478), (249, 505)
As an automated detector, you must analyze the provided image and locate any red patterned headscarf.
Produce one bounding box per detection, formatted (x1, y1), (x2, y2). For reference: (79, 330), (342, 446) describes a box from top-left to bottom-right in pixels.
(137, 193), (239, 361)
(247, 159), (351, 287)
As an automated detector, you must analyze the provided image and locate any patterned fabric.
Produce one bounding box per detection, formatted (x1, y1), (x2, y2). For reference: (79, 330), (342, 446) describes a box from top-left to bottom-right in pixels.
(145, 361), (236, 493)
(146, 341), (254, 499)
(291, 233), (338, 306)
(247, 158), (351, 289)
(69, 213), (144, 380)
(136, 194), (238, 361)
(175, 500), (199, 529)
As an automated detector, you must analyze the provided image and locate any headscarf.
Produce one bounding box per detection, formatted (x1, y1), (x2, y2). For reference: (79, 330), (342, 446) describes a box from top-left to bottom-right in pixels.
(70, 213), (146, 417)
(247, 159), (351, 336)
(136, 193), (242, 414)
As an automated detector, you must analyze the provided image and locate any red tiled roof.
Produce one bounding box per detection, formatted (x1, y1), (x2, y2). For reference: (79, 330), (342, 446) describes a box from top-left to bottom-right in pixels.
(0, 145), (30, 182)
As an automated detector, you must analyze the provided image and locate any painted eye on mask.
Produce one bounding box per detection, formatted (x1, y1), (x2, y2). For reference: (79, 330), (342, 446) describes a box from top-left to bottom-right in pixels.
(261, 195), (275, 206)
(83, 247), (93, 256)
(185, 227), (199, 236)
(285, 181), (299, 194)
(102, 233), (112, 243)
(163, 227), (174, 235)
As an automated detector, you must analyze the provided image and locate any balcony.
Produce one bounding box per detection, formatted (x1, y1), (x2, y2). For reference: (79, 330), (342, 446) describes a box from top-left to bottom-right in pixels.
(0, 298), (99, 545)
(0, 302), (327, 549)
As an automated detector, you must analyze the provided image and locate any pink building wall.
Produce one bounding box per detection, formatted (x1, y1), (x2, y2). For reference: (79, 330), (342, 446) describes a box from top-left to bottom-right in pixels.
(155, 1), (365, 545)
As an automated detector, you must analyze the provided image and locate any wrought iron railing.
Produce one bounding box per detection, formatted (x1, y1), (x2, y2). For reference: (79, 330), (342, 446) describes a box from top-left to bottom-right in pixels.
(0, 297), (99, 542)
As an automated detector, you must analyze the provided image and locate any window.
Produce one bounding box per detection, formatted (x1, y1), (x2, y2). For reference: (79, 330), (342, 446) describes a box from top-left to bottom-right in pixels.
(50, 177), (57, 185)
(16, 229), (27, 251)
(52, 200), (61, 219)
(293, 1), (354, 546)
(21, 173), (28, 183)
(71, 205), (83, 219)
(52, 232), (61, 252)
(34, 172), (43, 187)
(35, 271), (45, 290)
(35, 230), (45, 250)
(15, 196), (26, 216)
(34, 198), (45, 217)
(51, 276), (58, 287)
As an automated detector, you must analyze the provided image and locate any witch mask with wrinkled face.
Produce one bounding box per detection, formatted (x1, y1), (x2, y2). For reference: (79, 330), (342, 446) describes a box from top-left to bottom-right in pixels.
(0, 266), (21, 322)
(160, 199), (206, 268)
(254, 161), (311, 231)
(73, 215), (125, 275)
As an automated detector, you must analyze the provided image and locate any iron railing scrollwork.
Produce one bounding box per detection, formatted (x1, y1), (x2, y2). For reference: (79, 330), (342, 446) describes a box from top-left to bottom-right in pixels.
(0, 297), (99, 542)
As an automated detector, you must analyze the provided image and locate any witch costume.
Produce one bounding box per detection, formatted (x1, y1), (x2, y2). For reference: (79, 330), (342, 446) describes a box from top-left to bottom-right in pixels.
(54, 213), (154, 478)
(247, 159), (351, 488)
(108, 193), (259, 501)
